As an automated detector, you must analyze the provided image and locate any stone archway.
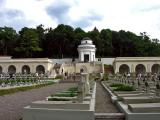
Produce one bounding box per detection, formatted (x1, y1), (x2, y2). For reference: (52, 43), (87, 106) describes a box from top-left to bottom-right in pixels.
(0, 66), (2, 74)
(119, 64), (130, 74)
(22, 65), (30, 74)
(36, 65), (45, 74)
(8, 65), (16, 74)
(80, 65), (88, 73)
(135, 64), (146, 74)
(151, 64), (160, 74)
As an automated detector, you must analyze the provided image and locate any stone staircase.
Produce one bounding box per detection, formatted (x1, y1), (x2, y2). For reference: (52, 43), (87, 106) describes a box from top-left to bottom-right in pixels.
(95, 113), (125, 120)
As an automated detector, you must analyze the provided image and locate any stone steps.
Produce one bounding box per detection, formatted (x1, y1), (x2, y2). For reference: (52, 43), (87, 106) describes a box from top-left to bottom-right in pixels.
(95, 113), (125, 120)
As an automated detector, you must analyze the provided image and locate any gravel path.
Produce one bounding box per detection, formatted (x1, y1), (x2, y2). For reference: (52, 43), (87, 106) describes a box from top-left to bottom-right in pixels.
(0, 83), (75, 120)
(95, 81), (119, 113)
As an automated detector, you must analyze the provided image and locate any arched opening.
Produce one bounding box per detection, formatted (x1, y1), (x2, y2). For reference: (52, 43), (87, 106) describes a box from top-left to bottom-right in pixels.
(0, 66), (2, 74)
(151, 64), (160, 74)
(22, 65), (30, 74)
(36, 65), (45, 74)
(8, 65), (16, 74)
(135, 64), (146, 74)
(119, 64), (130, 74)
(80, 65), (88, 73)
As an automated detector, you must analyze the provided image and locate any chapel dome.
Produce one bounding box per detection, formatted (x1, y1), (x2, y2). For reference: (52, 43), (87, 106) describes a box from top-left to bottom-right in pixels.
(81, 37), (93, 45)
(78, 37), (96, 49)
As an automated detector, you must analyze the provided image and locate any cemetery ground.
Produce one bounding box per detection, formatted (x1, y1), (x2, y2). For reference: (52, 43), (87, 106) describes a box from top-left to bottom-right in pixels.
(0, 82), (75, 120)
(95, 80), (119, 113)
(3, 73), (160, 120)
(0, 78), (123, 120)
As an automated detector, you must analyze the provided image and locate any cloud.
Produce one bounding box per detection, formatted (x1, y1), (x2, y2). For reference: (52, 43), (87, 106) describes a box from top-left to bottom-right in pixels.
(0, 0), (5, 8)
(0, 9), (33, 30)
(140, 5), (160, 12)
(46, 1), (71, 24)
(73, 13), (103, 28)
(1, 0), (160, 40)
(0, 9), (23, 18)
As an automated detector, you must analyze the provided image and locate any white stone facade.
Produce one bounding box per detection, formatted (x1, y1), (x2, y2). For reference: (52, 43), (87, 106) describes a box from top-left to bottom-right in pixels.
(0, 57), (54, 74)
(113, 57), (160, 74)
(77, 38), (96, 62)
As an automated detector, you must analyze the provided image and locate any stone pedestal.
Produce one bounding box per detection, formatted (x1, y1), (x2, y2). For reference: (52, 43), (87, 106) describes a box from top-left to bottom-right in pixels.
(83, 73), (90, 95)
(77, 73), (90, 103)
(77, 79), (85, 103)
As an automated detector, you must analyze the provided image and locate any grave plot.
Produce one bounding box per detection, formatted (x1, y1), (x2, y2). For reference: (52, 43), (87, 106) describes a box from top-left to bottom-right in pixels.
(23, 72), (96, 120)
(102, 73), (160, 120)
(0, 72), (59, 90)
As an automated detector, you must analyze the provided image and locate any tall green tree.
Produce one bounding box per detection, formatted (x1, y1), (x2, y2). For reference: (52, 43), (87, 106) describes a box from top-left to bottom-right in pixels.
(100, 29), (113, 56)
(15, 27), (42, 57)
(0, 27), (18, 56)
(0, 24), (160, 58)
(36, 24), (45, 57)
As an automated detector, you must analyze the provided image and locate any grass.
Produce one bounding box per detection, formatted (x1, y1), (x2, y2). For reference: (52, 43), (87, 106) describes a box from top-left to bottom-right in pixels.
(113, 84), (135, 91)
(67, 87), (78, 92)
(48, 97), (70, 101)
(54, 93), (77, 97)
(0, 82), (54, 96)
(110, 83), (124, 87)
(50, 87), (78, 98)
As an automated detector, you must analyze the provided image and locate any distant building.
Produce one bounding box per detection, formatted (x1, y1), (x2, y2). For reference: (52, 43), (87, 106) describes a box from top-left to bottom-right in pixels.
(2, 38), (160, 76)
(0, 38), (103, 77)
(77, 37), (96, 62)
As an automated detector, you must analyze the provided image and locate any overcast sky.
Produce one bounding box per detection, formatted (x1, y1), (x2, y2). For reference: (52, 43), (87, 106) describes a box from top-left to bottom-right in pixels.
(1, 0), (160, 39)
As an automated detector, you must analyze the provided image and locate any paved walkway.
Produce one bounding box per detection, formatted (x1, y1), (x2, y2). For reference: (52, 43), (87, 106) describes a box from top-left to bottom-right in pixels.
(0, 83), (75, 120)
(95, 81), (119, 113)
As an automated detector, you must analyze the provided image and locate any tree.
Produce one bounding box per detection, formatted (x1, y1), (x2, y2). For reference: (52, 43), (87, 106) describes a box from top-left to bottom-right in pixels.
(36, 24), (45, 57)
(0, 24), (160, 58)
(0, 27), (18, 56)
(100, 29), (113, 56)
(15, 27), (42, 57)
(73, 27), (87, 57)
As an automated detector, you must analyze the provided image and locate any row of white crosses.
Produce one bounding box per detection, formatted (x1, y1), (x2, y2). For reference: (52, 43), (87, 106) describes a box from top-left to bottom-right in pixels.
(0, 72), (48, 87)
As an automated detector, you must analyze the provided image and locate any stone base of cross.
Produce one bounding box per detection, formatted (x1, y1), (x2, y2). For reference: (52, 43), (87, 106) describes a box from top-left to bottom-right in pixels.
(76, 72), (90, 103)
